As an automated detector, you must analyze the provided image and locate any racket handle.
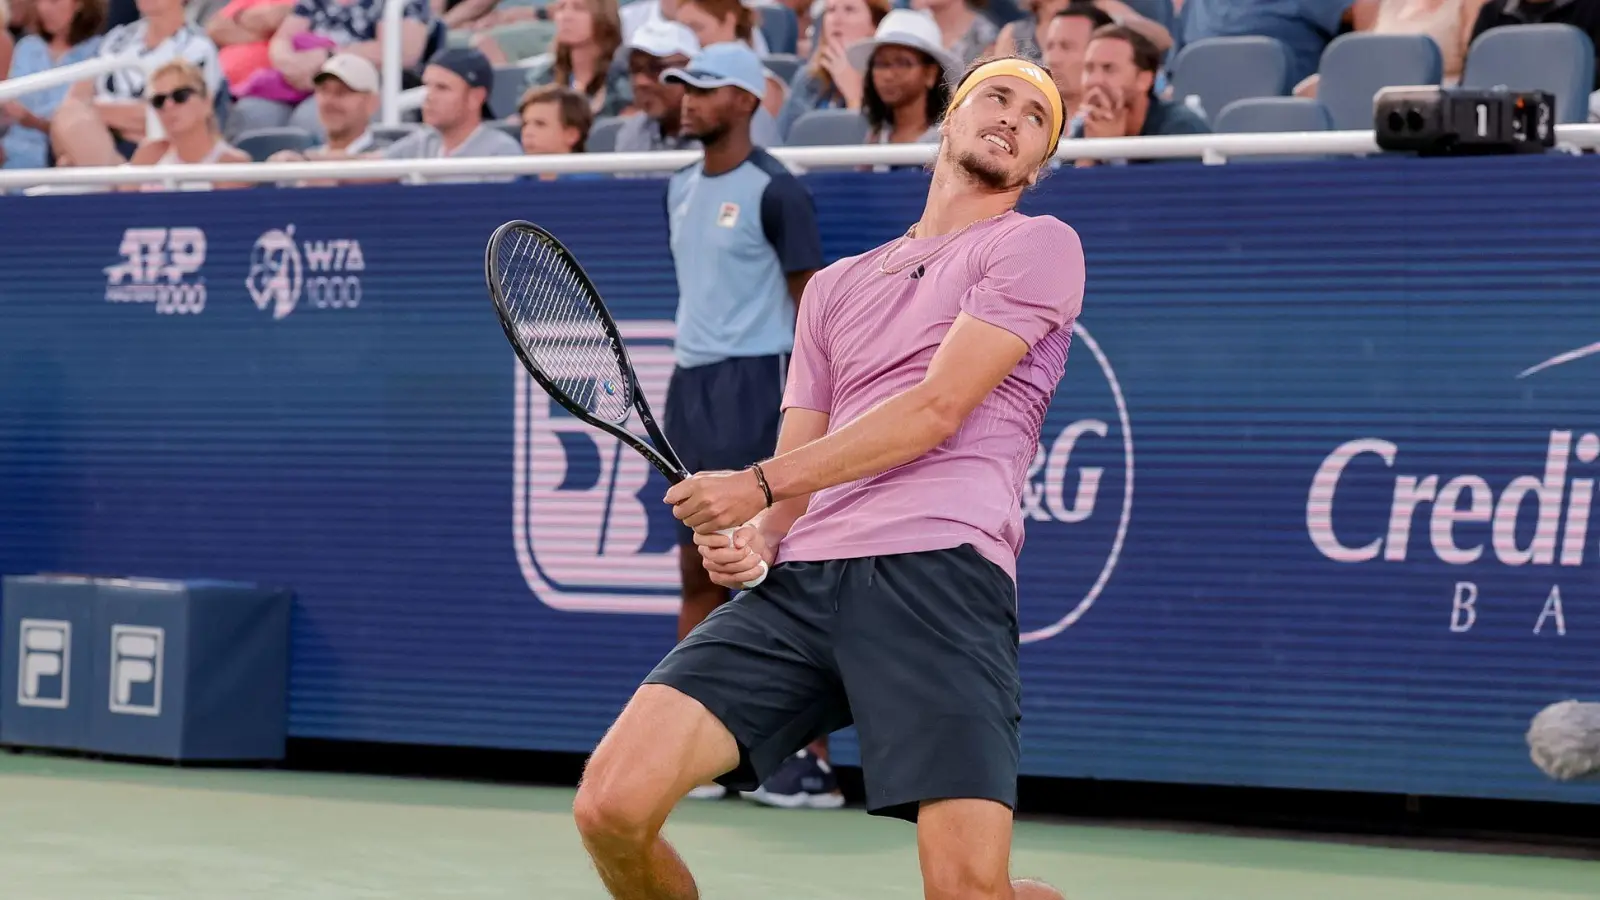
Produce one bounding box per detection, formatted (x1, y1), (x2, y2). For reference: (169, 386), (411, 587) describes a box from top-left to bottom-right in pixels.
(717, 527), (769, 590)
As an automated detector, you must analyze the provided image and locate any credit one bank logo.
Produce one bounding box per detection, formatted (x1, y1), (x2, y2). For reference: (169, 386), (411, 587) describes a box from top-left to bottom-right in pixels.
(511, 319), (1132, 641)
(1306, 344), (1596, 636)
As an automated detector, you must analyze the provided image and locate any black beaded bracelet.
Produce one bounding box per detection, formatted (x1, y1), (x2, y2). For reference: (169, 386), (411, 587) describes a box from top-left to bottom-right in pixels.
(750, 462), (774, 508)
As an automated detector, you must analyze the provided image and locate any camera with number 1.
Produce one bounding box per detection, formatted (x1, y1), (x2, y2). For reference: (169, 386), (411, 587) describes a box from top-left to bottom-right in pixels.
(1374, 85), (1555, 156)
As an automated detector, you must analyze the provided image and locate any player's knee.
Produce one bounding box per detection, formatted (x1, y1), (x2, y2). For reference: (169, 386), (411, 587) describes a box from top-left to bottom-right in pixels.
(572, 773), (655, 849)
(923, 855), (1011, 900)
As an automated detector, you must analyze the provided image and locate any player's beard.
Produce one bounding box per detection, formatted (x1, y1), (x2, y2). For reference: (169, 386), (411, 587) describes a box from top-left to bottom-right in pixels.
(683, 121), (729, 146)
(955, 148), (1029, 192)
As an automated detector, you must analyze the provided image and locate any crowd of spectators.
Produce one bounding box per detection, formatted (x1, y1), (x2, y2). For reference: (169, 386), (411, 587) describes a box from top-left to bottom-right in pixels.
(3, 0), (1600, 179)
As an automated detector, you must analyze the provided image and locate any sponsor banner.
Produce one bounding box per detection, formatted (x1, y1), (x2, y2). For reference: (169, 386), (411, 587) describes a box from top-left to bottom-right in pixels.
(0, 159), (1597, 803)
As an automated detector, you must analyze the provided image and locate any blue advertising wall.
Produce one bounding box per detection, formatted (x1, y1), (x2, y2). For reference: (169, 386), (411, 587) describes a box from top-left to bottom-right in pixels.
(1, 156), (1598, 805)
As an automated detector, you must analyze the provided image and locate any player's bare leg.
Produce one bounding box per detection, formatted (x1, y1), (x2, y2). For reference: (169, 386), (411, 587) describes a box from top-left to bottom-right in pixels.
(917, 799), (1066, 900)
(574, 684), (741, 900)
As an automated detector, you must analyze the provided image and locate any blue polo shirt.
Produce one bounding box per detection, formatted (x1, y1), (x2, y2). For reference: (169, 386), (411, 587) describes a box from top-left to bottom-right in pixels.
(665, 148), (823, 369)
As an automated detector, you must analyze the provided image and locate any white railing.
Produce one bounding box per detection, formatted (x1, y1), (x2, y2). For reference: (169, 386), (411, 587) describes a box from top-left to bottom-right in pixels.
(380, 0), (405, 126)
(0, 54), (144, 104)
(1, 124), (1599, 191)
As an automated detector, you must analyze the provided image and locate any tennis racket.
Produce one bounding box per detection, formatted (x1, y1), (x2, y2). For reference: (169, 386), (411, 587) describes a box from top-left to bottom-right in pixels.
(484, 220), (769, 589)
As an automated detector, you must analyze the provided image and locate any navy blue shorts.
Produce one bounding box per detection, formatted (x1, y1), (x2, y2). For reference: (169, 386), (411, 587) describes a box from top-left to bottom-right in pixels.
(643, 544), (1022, 822)
(662, 354), (785, 546)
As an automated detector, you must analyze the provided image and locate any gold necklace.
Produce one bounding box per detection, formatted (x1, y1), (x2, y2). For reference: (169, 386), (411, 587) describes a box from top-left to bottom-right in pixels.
(877, 212), (1008, 276)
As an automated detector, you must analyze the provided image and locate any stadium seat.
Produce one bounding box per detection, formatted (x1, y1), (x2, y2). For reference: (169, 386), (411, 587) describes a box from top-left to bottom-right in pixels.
(786, 108), (869, 146)
(763, 53), (803, 87)
(758, 4), (800, 55)
(1169, 36), (1292, 123)
(235, 127), (316, 162)
(587, 116), (625, 153)
(491, 66), (531, 120)
(1317, 33), (1443, 131)
(493, 120), (520, 141)
(1213, 97), (1334, 132)
(1461, 23), (1596, 124)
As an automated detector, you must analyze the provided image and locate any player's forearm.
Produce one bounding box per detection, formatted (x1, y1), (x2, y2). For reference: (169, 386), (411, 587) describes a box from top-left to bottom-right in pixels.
(762, 384), (955, 503)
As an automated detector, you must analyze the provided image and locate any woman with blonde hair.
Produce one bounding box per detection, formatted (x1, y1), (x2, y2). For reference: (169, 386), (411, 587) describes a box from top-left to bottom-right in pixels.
(127, 58), (251, 190)
(775, 0), (889, 139)
(488, 0), (632, 118)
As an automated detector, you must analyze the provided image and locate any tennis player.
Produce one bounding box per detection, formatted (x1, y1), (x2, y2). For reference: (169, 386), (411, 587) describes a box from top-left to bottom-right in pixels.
(575, 55), (1083, 900)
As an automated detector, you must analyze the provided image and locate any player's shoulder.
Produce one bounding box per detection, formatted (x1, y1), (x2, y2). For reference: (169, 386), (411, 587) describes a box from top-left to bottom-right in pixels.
(991, 212), (1083, 256)
(747, 148), (809, 193)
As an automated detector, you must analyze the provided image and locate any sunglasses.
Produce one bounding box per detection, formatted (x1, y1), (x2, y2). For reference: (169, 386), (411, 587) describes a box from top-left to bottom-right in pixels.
(149, 86), (199, 110)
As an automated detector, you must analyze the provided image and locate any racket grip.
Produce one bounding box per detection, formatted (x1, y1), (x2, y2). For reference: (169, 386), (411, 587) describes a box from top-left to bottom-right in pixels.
(717, 527), (769, 590)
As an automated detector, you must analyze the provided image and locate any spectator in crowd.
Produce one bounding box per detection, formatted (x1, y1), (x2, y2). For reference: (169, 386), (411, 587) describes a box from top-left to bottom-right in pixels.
(1297, 0), (1486, 96)
(616, 18), (782, 151)
(206, 0), (295, 98)
(379, 47), (522, 180)
(228, 0), (432, 138)
(910, 0), (998, 66)
(517, 82), (591, 159)
(774, 0), (815, 56)
(0, 0), (15, 81)
(5, 0), (26, 37)
(675, 0), (785, 116)
(776, 0), (888, 138)
(1471, 0), (1600, 88)
(1177, 0), (1351, 89)
(616, 18), (698, 150)
(267, 52), (381, 164)
(1042, 2), (1112, 125)
(657, 40), (829, 808)
(1, 0), (104, 170)
(505, 0), (631, 117)
(849, 8), (955, 143)
(996, 0), (1169, 60)
(1070, 23), (1208, 163)
(126, 58), (251, 189)
(49, 0), (222, 167)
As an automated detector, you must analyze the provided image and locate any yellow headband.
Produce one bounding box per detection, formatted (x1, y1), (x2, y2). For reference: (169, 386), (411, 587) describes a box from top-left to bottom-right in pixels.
(947, 58), (1065, 159)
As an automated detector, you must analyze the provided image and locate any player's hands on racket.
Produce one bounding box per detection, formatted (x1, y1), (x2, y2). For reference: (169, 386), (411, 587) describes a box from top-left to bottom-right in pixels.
(694, 525), (773, 590)
(664, 468), (770, 535)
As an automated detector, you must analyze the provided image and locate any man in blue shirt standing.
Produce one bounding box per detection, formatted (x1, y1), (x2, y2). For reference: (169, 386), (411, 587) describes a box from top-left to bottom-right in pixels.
(659, 42), (832, 808)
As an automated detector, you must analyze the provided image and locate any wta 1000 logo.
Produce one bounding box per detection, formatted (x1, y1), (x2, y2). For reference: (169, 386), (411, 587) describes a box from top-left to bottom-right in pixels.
(512, 319), (1133, 640)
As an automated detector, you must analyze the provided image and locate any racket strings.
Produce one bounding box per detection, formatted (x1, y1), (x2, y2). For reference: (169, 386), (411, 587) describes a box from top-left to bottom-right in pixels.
(497, 229), (634, 425)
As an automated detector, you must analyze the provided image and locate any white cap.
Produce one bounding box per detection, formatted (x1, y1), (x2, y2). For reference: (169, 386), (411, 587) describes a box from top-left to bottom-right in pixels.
(629, 19), (700, 60)
(846, 9), (959, 76)
(314, 53), (381, 94)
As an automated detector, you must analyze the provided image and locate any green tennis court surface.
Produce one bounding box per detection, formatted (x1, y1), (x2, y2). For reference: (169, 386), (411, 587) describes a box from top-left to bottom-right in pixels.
(1, 753), (1595, 899)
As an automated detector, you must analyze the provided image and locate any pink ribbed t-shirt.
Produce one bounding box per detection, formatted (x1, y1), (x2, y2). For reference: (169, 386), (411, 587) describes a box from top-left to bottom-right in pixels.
(776, 211), (1087, 580)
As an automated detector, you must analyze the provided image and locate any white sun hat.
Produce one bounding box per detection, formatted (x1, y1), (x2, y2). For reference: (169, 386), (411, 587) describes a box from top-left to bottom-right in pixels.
(845, 9), (960, 77)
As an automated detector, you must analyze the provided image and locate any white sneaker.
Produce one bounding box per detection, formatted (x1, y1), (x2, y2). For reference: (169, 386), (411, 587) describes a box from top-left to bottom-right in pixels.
(685, 783), (727, 800)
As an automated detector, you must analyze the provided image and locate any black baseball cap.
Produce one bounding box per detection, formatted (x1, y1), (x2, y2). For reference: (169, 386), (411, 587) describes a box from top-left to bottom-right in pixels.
(427, 47), (497, 119)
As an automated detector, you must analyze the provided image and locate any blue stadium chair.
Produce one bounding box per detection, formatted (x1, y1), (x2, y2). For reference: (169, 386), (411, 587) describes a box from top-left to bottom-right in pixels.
(587, 116), (624, 152)
(762, 53), (803, 87)
(235, 127), (316, 162)
(1122, 0), (1173, 33)
(786, 108), (870, 146)
(493, 120), (521, 141)
(1169, 36), (1292, 123)
(491, 66), (531, 120)
(758, 4), (800, 55)
(1317, 33), (1443, 131)
(1213, 97), (1334, 132)
(1461, 23), (1596, 124)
